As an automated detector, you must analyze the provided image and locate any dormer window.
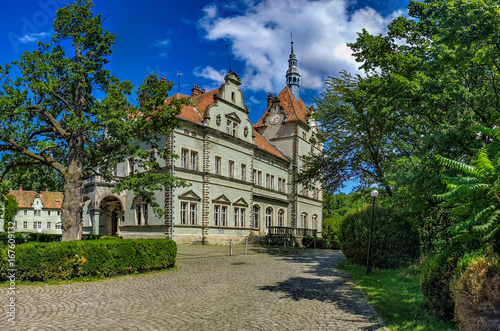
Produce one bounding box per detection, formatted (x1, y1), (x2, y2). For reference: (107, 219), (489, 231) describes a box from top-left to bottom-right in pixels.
(226, 120), (238, 137)
(231, 92), (236, 102)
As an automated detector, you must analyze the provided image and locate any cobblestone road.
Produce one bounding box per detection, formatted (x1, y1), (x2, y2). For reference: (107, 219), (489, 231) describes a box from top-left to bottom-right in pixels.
(1, 246), (386, 331)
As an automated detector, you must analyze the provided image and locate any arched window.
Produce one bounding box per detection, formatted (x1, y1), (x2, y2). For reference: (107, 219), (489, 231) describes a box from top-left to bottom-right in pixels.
(253, 205), (260, 228)
(301, 213), (308, 229)
(312, 215), (318, 230)
(293, 77), (297, 83)
(266, 207), (273, 228)
(278, 209), (285, 227)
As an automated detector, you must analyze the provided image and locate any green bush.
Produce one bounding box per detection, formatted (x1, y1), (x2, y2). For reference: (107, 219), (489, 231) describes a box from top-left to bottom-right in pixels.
(0, 239), (176, 281)
(322, 216), (342, 247)
(419, 243), (472, 320)
(451, 253), (500, 331)
(338, 204), (420, 269)
(0, 232), (61, 245)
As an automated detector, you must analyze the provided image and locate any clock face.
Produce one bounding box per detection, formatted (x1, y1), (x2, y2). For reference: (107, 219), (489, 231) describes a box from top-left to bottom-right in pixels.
(269, 114), (280, 125)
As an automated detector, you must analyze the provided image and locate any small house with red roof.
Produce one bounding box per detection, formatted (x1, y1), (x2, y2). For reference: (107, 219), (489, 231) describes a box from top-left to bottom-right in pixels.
(82, 41), (323, 245)
(5, 187), (63, 234)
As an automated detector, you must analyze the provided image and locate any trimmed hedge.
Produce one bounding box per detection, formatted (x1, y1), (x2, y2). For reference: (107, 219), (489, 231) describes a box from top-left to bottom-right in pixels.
(0, 232), (61, 245)
(0, 239), (176, 281)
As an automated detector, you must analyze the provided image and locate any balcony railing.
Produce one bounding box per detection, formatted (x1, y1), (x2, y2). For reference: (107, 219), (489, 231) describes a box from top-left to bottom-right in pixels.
(267, 226), (317, 238)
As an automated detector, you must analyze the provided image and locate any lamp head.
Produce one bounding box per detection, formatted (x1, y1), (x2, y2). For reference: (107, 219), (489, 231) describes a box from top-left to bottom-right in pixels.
(371, 190), (379, 198)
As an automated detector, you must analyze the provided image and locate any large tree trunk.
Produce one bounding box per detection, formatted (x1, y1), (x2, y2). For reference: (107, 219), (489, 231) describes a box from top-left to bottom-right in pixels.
(61, 168), (84, 241)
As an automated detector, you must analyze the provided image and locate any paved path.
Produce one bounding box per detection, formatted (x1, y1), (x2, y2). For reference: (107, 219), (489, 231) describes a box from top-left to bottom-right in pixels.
(1, 246), (386, 331)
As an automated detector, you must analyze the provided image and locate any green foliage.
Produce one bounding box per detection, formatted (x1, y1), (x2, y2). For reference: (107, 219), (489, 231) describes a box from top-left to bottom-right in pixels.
(0, 232), (60, 244)
(322, 191), (366, 219)
(435, 139), (500, 246)
(322, 216), (342, 244)
(339, 204), (420, 269)
(451, 253), (500, 331)
(0, 239), (176, 281)
(419, 243), (482, 320)
(0, 0), (186, 240)
(340, 261), (458, 331)
(1, 194), (18, 231)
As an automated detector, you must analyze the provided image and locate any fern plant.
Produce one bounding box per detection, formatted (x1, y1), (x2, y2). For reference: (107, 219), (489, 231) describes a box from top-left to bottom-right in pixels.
(436, 125), (500, 243)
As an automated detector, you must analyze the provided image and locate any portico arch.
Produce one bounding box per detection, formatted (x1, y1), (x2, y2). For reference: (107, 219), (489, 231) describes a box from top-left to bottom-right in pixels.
(100, 196), (124, 236)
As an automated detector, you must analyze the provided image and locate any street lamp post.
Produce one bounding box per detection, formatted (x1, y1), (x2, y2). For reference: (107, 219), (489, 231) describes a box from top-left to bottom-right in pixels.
(366, 190), (379, 275)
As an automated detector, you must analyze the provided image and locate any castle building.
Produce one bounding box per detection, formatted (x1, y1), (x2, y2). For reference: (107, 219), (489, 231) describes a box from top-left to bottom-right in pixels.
(82, 42), (323, 244)
(3, 187), (63, 234)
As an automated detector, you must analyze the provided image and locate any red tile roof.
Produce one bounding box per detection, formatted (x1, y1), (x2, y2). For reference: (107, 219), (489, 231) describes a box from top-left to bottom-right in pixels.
(8, 189), (63, 209)
(253, 129), (288, 161)
(193, 89), (218, 116)
(166, 93), (204, 124)
(255, 86), (310, 128)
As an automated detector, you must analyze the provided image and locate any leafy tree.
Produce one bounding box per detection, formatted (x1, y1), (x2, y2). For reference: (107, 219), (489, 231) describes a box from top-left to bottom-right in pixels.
(1, 194), (19, 232)
(0, 0), (184, 241)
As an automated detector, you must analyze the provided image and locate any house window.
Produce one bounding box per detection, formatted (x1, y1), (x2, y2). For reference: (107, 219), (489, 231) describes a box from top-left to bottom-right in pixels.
(213, 205), (228, 227)
(266, 174), (270, 188)
(33, 221), (42, 229)
(226, 120), (238, 137)
(278, 178), (286, 193)
(215, 156), (222, 175)
(253, 170), (257, 184)
(180, 202), (188, 225)
(136, 203), (148, 225)
(265, 208), (273, 229)
(229, 160), (235, 178)
(234, 208), (246, 227)
(47, 222), (52, 229)
(301, 213), (308, 229)
(48, 210), (51, 216)
(312, 215), (318, 230)
(241, 164), (246, 181)
(56, 223), (62, 229)
(231, 91), (236, 102)
(189, 203), (197, 225)
(253, 205), (260, 228)
(214, 205), (220, 226)
(190, 151), (198, 171)
(302, 132), (307, 140)
(270, 175), (275, 190)
(57, 210), (60, 216)
(278, 209), (284, 227)
(34, 210), (41, 216)
(23, 221), (27, 229)
(181, 148), (189, 168)
(24, 210), (27, 215)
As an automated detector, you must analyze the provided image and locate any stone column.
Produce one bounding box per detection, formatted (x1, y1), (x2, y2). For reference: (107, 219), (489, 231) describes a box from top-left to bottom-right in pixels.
(91, 208), (101, 235)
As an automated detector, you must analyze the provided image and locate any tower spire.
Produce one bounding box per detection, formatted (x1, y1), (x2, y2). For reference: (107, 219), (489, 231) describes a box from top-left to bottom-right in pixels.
(286, 33), (300, 101)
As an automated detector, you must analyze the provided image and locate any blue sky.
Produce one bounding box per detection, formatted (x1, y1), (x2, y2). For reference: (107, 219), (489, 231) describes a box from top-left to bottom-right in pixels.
(1, 0), (409, 192)
(2, 0), (409, 122)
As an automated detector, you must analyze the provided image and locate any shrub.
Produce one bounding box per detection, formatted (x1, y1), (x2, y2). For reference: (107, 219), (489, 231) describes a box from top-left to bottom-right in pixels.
(420, 244), (465, 320)
(0, 232), (61, 245)
(338, 204), (419, 269)
(322, 216), (342, 246)
(451, 253), (500, 330)
(0, 239), (176, 281)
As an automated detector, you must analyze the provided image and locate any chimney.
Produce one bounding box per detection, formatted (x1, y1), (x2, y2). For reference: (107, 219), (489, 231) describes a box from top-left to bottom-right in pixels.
(267, 93), (273, 109)
(191, 84), (205, 98)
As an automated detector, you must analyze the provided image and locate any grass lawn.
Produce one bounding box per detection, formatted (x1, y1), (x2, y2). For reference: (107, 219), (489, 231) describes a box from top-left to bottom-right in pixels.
(339, 260), (458, 331)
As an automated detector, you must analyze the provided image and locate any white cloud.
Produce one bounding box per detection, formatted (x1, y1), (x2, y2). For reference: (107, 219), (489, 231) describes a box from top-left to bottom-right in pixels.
(19, 32), (50, 43)
(154, 39), (171, 48)
(193, 66), (228, 90)
(198, 0), (403, 93)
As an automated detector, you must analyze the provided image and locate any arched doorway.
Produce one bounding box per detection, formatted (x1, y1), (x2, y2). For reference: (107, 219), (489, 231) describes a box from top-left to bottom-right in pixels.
(100, 196), (123, 236)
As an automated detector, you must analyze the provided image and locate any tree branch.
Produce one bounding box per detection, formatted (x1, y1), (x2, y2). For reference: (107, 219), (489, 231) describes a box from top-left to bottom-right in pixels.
(23, 105), (69, 138)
